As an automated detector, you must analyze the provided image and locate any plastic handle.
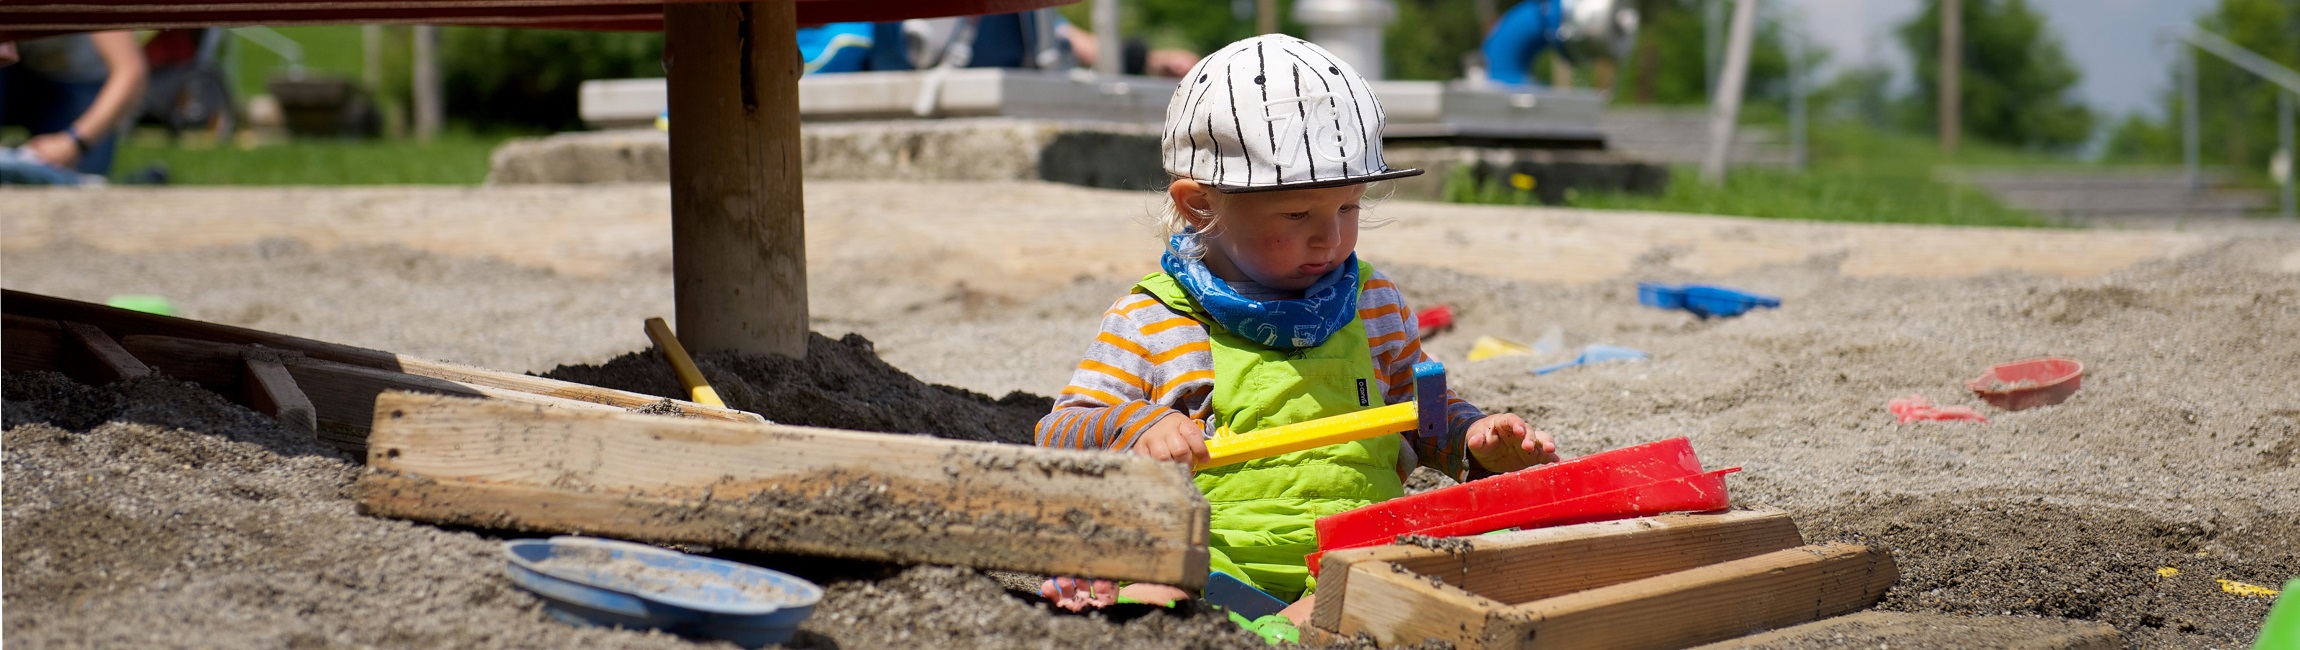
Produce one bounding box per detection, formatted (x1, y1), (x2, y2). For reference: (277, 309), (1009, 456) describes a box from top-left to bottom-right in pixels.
(643, 317), (726, 408)
(1198, 402), (1417, 469)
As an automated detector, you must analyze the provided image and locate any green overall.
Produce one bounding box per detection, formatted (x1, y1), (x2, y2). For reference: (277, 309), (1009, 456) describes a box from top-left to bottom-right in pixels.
(1134, 262), (1405, 601)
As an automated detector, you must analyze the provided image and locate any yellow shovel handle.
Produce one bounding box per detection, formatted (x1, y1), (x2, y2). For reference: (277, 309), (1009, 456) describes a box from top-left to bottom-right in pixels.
(1198, 402), (1418, 469)
(643, 317), (726, 408)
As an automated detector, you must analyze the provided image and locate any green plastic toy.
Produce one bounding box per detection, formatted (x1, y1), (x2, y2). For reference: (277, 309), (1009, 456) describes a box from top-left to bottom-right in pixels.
(104, 294), (174, 316)
(1228, 611), (1300, 646)
(2258, 578), (2298, 650)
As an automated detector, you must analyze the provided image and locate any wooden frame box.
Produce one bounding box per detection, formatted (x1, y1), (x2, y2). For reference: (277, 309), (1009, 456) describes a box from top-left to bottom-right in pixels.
(1311, 509), (1898, 649)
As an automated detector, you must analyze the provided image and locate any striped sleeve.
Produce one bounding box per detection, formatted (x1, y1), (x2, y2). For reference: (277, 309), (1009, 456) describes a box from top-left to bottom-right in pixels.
(1036, 293), (1219, 451)
(1360, 270), (1490, 480)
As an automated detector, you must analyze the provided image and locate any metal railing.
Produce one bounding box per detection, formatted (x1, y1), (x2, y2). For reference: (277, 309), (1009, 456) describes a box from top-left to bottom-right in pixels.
(2177, 28), (2297, 220)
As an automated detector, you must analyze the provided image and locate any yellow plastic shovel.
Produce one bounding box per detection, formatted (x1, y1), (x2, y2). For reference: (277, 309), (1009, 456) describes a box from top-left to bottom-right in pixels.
(643, 317), (726, 408)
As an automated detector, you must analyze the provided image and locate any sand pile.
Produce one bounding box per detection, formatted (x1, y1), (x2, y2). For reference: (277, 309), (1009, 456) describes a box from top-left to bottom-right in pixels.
(542, 332), (1051, 444)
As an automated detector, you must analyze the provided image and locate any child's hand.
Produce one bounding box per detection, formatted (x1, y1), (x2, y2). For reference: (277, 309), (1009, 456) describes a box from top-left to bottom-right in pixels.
(1466, 414), (1562, 473)
(1133, 412), (1210, 465)
(1038, 576), (1119, 611)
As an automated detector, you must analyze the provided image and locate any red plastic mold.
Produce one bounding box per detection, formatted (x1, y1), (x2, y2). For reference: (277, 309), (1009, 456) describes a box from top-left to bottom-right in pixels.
(1414, 305), (1455, 334)
(1967, 358), (2084, 411)
(1306, 437), (1738, 574)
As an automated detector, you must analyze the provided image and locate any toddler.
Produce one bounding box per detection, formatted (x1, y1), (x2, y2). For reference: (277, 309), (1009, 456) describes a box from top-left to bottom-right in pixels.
(1034, 34), (1562, 625)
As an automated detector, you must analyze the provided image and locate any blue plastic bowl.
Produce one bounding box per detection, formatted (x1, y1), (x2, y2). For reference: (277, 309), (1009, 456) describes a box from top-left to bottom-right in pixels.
(503, 537), (822, 648)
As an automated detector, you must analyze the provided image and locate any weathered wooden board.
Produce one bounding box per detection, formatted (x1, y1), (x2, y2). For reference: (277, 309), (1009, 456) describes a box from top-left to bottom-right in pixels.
(2, 313), (65, 374)
(4, 289), (762, 425)
(1312, 509), (1805, 634)
(123, 335), (634, 453)
(355, 392), (1213, 587)
(243, 355), (319, 437)
(61, 321), (153, 383)
(1689, 611), (2122, 650)
(1494, 542), (1898, 649)
(1332, 541), (1896, 649)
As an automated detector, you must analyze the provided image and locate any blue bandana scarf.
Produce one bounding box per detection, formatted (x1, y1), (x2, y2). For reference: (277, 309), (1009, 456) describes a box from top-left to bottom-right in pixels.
(1161, 232), (1360, 349)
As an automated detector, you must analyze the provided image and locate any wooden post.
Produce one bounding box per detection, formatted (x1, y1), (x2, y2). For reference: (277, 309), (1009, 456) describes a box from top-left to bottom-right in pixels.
(1698, 0), (1756, 185)
(1093, 0), (1122, 75)
(1938, 0), (1960, 156)
(665, 0), (809, 359)
(412, 24), (441, 142)
(362, 25), (382, 93)
(1259, 0), (1281, 35)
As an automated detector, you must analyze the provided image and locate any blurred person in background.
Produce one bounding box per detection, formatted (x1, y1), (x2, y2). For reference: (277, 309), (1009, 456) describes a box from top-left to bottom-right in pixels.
(1, 31), (147, 185)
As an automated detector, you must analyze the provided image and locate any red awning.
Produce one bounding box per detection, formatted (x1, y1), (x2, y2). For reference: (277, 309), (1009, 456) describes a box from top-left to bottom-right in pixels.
(1, 0), (1072, 40)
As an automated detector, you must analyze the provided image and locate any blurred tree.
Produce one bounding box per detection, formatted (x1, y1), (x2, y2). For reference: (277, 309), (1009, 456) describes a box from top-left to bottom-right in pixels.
(1810, 63), (1896, 128)
(1896, 0), (2094, 150)
(1387, 0), (1487, 81)
(440, 28), (663, 131)
(1607, 1), (1796, 106)
(2102, 0), (2297, 171)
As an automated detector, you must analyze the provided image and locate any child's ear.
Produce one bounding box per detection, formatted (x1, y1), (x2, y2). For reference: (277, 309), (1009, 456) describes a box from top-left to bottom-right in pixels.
(1169, 179), (1216, 230)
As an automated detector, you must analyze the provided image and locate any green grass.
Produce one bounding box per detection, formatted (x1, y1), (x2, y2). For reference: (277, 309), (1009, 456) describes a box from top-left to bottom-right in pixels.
(112, 130), (513, 185)
(230, 26), (380, 100)
(1450, 122), (2063, 228)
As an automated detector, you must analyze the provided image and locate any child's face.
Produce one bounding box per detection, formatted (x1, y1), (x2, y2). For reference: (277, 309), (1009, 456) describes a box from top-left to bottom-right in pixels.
(1181, 182), (1368, 292)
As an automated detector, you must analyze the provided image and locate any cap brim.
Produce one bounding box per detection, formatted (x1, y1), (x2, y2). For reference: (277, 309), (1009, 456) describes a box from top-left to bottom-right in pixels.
(1211, 168), (1425, 194)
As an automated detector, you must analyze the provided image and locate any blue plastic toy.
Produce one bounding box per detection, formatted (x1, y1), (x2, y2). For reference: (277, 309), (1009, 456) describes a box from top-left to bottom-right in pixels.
(1203, 571), (1290, 620)
(1533, 344), (1649, 375)
(502, 537), (822, 648)
(1637, 283), (1781, 319)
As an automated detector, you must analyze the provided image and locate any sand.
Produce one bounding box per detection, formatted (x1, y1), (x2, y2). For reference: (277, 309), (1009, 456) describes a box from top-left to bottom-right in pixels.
(5, 181), (2297, 648)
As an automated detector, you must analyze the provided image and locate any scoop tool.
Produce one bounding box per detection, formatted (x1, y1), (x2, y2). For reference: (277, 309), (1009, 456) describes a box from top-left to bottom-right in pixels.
(1198, 361), (1449, 470)
(644, 317), (726, 408)
(1306, 437), (1739, 574)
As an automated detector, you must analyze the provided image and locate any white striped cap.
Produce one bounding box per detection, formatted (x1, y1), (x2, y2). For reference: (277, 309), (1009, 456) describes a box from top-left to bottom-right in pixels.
(1162, 34), (1420, 193)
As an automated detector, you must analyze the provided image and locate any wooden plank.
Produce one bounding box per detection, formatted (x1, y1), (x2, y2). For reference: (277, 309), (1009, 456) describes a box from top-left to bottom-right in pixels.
(1334, 560), (1520, 648)
(1690, 611), (2122, 650)
(1312, 510), (1803, 633)
(242, 354), (319, 438)
(386, 355), (764, 424)
(61, 321), (153, 383)
(3, 313), (65, 374)
(1498, 543), (1898, 650)
(7, 289), (396, 366)
(665, 0), (808, 357)
(4, 289), (763, 425)
(356, 391), (1212, 587)
(1331, 542), (1895, 649)
(123, 335), (633, 453)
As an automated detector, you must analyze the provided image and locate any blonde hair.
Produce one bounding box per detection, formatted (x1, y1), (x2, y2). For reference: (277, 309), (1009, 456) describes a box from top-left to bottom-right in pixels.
(1155, 180), (1395, 261)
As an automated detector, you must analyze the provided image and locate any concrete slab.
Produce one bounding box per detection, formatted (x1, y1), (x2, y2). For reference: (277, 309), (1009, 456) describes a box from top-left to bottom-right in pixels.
(487, 119), (1661, 201)
(486, 119), (1165, 190)
(578, 70), (1606, 145)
